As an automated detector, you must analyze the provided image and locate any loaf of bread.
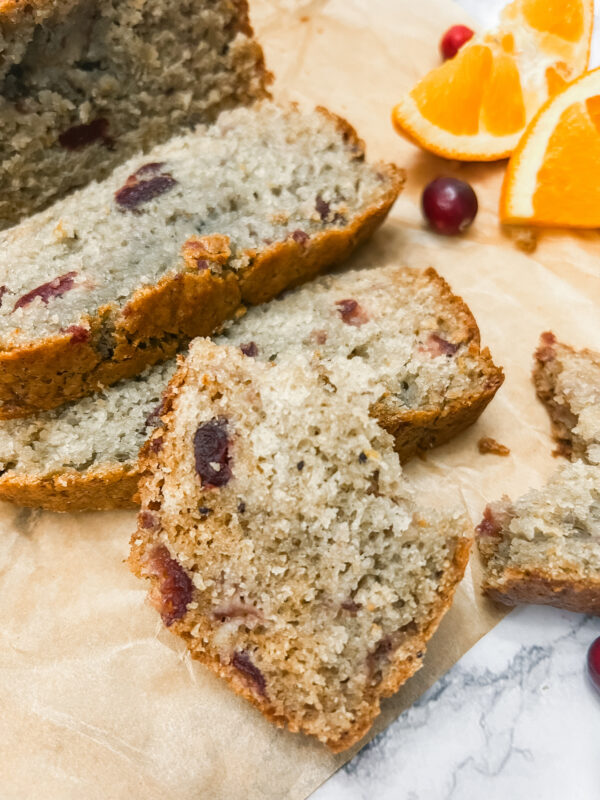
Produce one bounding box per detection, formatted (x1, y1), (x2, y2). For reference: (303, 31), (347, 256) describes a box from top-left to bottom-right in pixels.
(129, 339), (471, 751)
(0, 0), (269, 228)
(0, 266), (502, 511)
(478, 333), (600, 614)
(0, 102), (403, 419)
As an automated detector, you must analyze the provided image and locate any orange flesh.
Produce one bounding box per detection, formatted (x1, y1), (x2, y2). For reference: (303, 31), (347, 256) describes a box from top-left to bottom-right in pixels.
(546, 63), (571, 97)
(482, 54), (526, 135)
(532, 101), (600, 225)
(521, 0), (584, 42)
(411, 45), (492, 135)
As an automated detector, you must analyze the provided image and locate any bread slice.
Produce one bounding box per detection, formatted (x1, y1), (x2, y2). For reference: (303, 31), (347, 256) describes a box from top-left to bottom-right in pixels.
(218, 265), (504, 462)
(477, 461), (600, 615)
(129, 339), (471, 751)
(0, 102), (403, 419)
(0, 266), (502, 511)
(533, 332), (600, 464)
(478, 333), (600, 614)
(0, 0), (269, 228)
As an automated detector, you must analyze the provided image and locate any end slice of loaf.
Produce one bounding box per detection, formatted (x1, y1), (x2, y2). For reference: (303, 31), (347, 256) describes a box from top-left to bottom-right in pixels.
(129, 339), (471, 751)
(478, 334), (600, 615)
(477, 461), (600, 615)
(0, 266), (502, 511)
(0, 0), (269, 227)
(533, 332), (600, 464)
(0, 102), (403, 419)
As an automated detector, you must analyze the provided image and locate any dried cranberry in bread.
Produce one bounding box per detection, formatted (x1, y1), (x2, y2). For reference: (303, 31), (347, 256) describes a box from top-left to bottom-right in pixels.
(129, 339), (471, 751)
(0, 0), (269, 228)
(0, 102), (403, 419)
(478, 334), (600, 615)
(0, 266), (502, 511)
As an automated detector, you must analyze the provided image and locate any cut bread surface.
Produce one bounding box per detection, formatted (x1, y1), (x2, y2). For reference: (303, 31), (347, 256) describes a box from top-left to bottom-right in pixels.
(0, 102), (403, 418)
(129, 340), (471, 750)
(0, 265), (502, 511)
(218, 265), (504, 461)
(0, 0), (269, 228)
(478, 333), (600, 615)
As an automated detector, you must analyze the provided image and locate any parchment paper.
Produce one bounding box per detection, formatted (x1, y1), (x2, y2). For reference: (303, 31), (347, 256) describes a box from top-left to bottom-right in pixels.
(2, 1), (600, 798)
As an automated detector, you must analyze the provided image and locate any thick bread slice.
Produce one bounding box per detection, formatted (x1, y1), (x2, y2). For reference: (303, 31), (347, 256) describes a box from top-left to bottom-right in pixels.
(129, 339), (471, 751)
(477, 461), (600, 615)
(477, 334), (600, 615)
(0, 0), (269, 227)
(0, 102), (403, 419)
(0, 266), (502, 511)
(533, 332), (600, 464)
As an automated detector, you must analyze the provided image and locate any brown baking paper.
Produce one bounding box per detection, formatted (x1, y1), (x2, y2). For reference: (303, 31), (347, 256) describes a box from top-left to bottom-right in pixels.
(2, 1), (600, 797)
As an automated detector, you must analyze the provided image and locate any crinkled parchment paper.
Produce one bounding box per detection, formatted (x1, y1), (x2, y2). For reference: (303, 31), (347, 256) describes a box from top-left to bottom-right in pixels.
(2, 1), (599, 798)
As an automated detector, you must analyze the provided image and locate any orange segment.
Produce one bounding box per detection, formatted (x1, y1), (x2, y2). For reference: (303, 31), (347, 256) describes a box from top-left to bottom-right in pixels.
(412, 46), (493, 135)
(501, 67), (600, 228)
(481, 54), (526, 135)
(521, 0), (584, 41)
(392, 0), (593, 161)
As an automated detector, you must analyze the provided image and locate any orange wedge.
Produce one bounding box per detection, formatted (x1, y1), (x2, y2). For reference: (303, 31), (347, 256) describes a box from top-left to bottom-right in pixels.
(392, 0), (593, 161)
(501, 68), (600, 227)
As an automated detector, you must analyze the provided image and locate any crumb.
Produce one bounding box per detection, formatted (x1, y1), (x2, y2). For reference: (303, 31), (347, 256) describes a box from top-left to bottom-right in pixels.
(506, 225), (538, 254)
(478, 436), (510, 457)
(300, 15), (309, 22)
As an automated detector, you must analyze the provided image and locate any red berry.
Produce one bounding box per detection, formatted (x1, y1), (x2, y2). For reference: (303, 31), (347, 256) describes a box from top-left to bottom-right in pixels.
(440, 24), (474, 60)
(421, 177), (478, 236)
(588, 637), (600, 691)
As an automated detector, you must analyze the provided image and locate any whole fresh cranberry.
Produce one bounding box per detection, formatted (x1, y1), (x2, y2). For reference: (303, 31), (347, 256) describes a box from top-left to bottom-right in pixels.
(588, 637), (600, 691)
(440, 24), (474, 60)
(421, 177), (478, 236)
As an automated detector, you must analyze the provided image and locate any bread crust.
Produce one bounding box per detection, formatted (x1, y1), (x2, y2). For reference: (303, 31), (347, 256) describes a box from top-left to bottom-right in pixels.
(0, 462), (140, 511)
(128, 486), (471, 752)
(483, 568), (600, 616)
(0, 160), (404, 419)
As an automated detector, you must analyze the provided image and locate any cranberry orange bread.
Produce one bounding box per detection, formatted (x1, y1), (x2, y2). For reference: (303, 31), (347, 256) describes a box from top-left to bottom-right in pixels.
(0, 0), (269, 228)
(477, 462), (600, 615)
(129, 339), (471, 751)
(0, 266), (502, 511)
(477, 334), (600, 614)
(218, 265), (504, 461)
(0, 360), (176, 512)
(0, 102), (403, 419)
(533, 332), (600, 464)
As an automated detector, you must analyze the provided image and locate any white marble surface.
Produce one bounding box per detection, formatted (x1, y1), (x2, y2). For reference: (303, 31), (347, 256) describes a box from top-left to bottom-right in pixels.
(314, 1), (600, 797)
(314, 607), (600, 799)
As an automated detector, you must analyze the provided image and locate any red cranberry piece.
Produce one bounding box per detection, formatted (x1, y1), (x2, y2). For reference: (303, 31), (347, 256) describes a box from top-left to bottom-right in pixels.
(0, 286), (8, 308)
(115, 175), (176, 210)
(535, 331), (557, 364)
(232, 651), (267, 698)
(290, 229), (309, 246)
(58, 118), (112, 150)
(193, 417), (232, 488)
(62, 324), (90, 345)
(139, 510), (158, 530)
(588, 638), (600, 691)
(315, 194), (330, 220)
(145, 401), (164, 428)
(335, 298), (368, 326)
(149, 436), (164, 453)
(440, 24), (474, 60)
(424, 332), (459, 357)
(240, 341), (258, 357)
(476, 506), (503, 538)
(133, 162), (166, 178)
(144, 545), (193, 627)
(422, 177), (478, 236)
(13, 271), (78, 311)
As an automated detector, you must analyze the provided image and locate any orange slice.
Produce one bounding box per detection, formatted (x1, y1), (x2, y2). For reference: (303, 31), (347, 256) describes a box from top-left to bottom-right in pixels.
(501, 68), (600, 227)
(392, 0), (593, 161)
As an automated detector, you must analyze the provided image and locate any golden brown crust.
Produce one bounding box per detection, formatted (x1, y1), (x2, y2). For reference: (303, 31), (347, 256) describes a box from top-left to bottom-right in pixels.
(128, 496), (471, 751)
(0, 462), (140, 511)
(0, 162), (403, 419)
(483, 568), (600, 616)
